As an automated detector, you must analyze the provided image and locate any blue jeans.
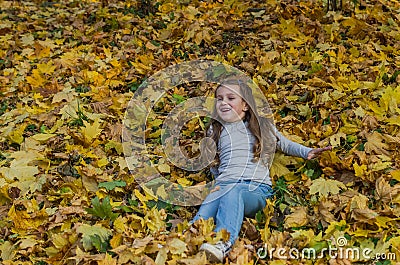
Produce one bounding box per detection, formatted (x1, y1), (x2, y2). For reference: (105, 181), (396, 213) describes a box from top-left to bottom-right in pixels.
(192, 181), (274, 245)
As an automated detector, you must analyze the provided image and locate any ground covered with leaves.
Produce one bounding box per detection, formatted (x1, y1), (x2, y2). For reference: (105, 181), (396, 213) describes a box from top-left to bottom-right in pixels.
(0, 0), (400, 264)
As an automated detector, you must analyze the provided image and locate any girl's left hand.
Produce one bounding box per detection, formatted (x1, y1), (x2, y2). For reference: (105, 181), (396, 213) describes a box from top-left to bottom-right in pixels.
(307, 146), (332, 160)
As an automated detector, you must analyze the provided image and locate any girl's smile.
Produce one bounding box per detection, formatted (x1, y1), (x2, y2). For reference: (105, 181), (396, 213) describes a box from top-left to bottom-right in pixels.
(216, 85), (248, 123)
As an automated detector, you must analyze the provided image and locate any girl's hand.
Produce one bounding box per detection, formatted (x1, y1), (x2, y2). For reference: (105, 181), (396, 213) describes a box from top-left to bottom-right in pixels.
(307, 146), (332, 160)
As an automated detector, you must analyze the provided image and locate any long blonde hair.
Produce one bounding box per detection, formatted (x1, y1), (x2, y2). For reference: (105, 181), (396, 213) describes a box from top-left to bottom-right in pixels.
(206, 79), (277, 168)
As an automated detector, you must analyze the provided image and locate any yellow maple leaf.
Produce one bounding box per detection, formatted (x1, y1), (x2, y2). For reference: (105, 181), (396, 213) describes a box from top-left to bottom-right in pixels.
(26, 69), (46, 88)
(380, 86), (400, 115)
(391, 170), (400, 182)
(270, 152), (297, 177)
(298, 103), (312, 117)
(375, 216), (396, 229)
(389, 236), (400, 257)
(373, 238), (393, 259)
(97, 157), (108, 168)
(0, 149), (42, 195)
(309, 178), (346, 197)
(113, 216), (127, 234)
(7, 124), (26, 144)
(144, 207), (165, 232)
(21, 34), (34, 46)
(366, 86), (400, 117)
(33, 42), (51, 59)
(347, 228), (370, 237)
(103, 46), (112, 59)
(131, 61), (151, 75)
(8, 201), (47, 233)
(353, 163), (367, 178)
(177, 177), (192, 187)
(366, 100), (386, 116)
(370, 160), (392, 172)
(97, 253), (117, 265)
(59, 50), (80, 67)
(81, 119), (103, 144)
(324, 220), (347, 237)
(109, 234), (123, 252)
(0, 165), (37, 182)
(134, 189), (151, 205)
(386, 116), (400, 126)
(37, 61), (56, 75)
(51, 233), (69, 250)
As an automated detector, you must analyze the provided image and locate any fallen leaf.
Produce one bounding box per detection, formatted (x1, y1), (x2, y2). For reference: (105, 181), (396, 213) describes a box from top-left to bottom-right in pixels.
(309, 178), (346, 197)
(284, 206), (308, 228)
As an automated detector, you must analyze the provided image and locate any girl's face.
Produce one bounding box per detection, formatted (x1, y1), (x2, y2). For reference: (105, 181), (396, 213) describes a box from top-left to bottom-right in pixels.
(215, 84), (248, 123)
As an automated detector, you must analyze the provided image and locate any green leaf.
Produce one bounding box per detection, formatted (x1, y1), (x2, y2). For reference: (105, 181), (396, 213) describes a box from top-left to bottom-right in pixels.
(89, 234), (109, 253)
(85, 196), (118, 221)
(98, 180), (126, 191)
(305, 169), (314, 177)
(77, 224), (112, 251)
(172, 94), (186, 104)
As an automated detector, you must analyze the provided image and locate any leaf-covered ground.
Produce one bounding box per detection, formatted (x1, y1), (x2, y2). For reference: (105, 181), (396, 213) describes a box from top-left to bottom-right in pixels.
(1, 0), (400, 264)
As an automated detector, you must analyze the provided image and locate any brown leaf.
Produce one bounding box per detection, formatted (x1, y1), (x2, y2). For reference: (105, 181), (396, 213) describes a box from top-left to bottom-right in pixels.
(141, 255), (156, 265)
(177, 251), (207, 265)
(132, 237), (154, 249)
(351, 208), (378, 224)
(284, 206), (308, 228)
(375, 177), (400, 204)
(242, 219), (259, 241)
(364, 131), (390, 156)
(317, 198), (336, 225)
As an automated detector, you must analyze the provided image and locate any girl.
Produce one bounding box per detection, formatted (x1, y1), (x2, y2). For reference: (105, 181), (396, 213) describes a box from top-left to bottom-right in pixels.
(193, 79), (331, 263)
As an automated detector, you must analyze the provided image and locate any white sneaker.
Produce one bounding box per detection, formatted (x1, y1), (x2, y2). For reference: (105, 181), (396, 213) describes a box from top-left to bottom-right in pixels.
(199, 241), (232, 263)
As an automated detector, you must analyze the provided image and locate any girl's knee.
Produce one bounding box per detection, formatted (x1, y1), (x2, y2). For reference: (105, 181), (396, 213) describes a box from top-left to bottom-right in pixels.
(219, 187), (244, 202)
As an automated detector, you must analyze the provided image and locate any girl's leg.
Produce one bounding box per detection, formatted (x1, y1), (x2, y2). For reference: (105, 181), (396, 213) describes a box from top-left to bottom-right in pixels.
(192, 185), (229, 222)
(214, 183), (273, 245)
(192, 199), (219, 223)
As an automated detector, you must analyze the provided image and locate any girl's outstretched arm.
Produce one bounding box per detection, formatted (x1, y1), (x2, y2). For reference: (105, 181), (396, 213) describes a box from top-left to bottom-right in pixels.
(275, 130), (331, 160)
(306, 146), (332, 159)
(276, 131), (313, 159)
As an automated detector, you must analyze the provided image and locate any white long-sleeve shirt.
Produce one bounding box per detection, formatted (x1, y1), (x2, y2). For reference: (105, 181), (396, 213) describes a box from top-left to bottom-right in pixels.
(214, 120), (312, 185)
